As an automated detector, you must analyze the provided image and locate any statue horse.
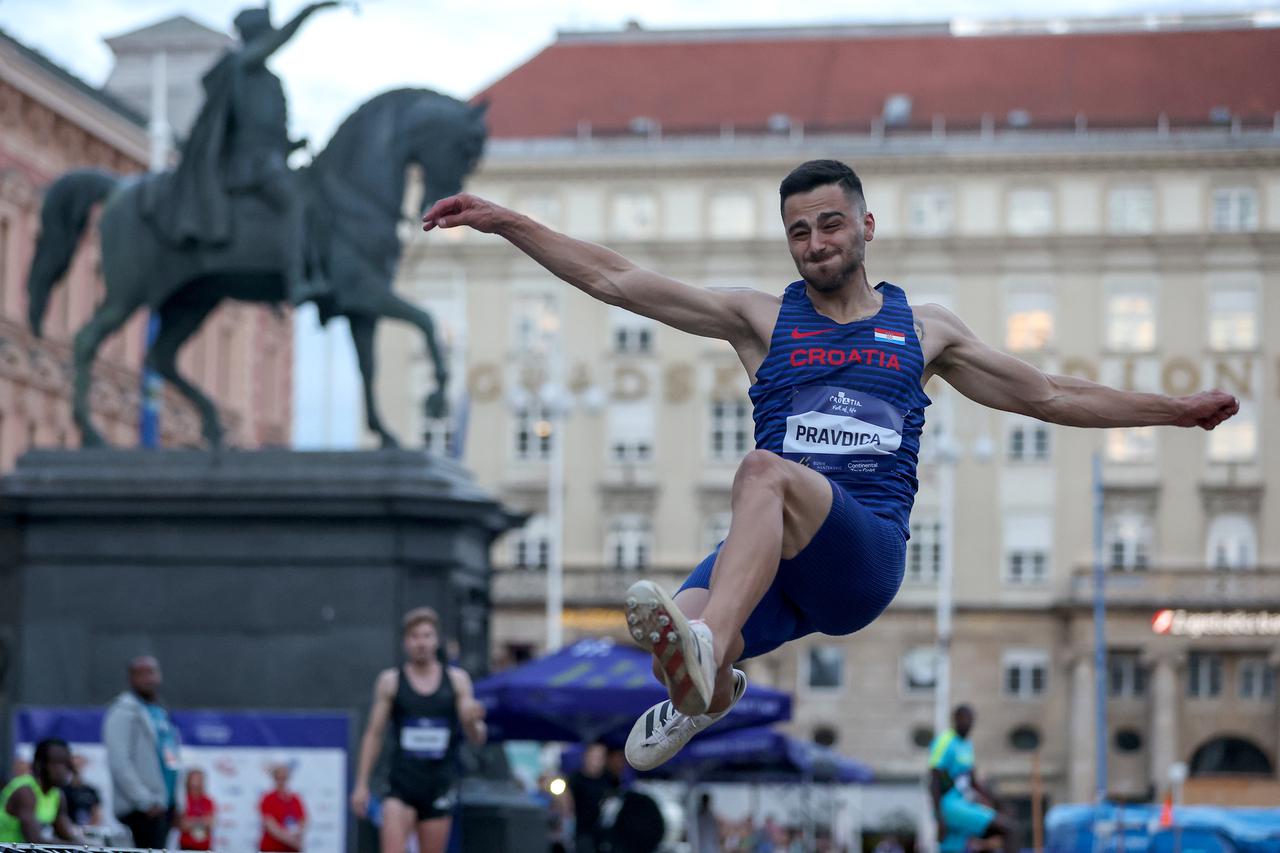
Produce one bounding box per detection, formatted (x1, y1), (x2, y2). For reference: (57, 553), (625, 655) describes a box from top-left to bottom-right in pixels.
(26, 88), (487, 448)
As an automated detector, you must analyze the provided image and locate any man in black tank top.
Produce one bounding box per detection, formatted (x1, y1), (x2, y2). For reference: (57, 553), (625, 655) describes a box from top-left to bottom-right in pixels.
(422, 161), (1238, 773)
(352, 607), (486, 853)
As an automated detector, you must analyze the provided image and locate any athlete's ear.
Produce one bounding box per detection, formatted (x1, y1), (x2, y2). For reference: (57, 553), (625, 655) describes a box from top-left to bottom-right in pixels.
(863, 210), (876, 242)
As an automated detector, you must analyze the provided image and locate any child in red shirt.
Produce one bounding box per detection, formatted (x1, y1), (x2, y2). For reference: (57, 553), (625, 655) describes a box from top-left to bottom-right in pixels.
(259, 762), (307, 853)
(177, 769), (215, 851)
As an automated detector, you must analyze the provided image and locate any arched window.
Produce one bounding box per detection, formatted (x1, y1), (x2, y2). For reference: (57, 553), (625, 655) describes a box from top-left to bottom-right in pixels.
(1189, 736), (1274, 776)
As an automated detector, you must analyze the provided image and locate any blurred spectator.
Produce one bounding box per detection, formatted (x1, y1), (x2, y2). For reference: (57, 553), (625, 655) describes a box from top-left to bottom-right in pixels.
(104, 655), (180, 849)
(62, 755), (102, 827)
(532, 772), (571, 853)
(567, 743), (611, 853)
(872, 835), (905, 853)
(695, 793), (721, 853)
(259, 762), (307, 852)
(177, 769), (215, 851)
(0, 738), (82, 843)
(8, 758), (31, 782)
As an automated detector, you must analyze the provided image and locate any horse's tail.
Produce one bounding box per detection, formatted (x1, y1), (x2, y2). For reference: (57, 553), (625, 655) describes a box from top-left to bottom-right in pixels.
(27, 168), (118, 337)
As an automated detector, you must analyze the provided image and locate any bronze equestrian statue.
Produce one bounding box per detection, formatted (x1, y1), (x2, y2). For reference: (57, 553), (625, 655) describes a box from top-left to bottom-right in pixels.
(26, 4), (487, 448)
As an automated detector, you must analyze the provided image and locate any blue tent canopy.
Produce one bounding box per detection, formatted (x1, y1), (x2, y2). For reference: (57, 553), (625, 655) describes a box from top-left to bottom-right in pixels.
(561, 725), (872, 784)
(475, 638), (791, 745)
(643, 725), (873, 784)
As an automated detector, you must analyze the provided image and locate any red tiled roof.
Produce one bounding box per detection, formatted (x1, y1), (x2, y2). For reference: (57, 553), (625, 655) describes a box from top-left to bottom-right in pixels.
(477, 26), (1280, 138)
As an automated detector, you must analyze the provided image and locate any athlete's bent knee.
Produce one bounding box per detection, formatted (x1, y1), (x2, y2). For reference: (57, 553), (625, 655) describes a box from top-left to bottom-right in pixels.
(733, 450), (787, 494)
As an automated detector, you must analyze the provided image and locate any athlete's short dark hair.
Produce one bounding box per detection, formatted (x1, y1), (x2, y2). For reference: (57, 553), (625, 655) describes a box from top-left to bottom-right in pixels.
(402, 606), (440, 635)
(33, 738), (69, 769)
(779, 159), (865, 213)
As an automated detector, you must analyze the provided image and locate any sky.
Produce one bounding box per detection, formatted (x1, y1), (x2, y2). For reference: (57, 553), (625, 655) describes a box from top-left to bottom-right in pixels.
(1, 0), (1271, 447)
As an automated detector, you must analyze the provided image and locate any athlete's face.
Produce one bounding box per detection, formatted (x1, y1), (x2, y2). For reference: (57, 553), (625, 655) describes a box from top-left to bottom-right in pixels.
(403, 622), (440, 665)
(782, 184), (874, 293)
(36, 745), (73, 790)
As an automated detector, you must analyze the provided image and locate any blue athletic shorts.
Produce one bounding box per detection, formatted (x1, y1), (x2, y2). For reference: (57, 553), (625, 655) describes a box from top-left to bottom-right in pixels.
(941, 792), (996, 841)
(678, 478), (906, 660)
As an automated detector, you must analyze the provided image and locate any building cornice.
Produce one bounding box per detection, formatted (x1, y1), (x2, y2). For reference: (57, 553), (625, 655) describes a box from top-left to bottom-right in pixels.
(0, 38), (148, 163)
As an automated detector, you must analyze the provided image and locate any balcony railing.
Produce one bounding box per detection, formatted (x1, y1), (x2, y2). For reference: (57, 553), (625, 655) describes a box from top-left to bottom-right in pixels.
(492, 565), (691, 607)
(1068, 567), (1280, 608)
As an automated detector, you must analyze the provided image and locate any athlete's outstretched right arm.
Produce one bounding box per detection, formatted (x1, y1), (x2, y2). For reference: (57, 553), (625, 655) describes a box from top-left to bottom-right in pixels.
(422, 194), (762, 345)
(350, 669), (396, 819)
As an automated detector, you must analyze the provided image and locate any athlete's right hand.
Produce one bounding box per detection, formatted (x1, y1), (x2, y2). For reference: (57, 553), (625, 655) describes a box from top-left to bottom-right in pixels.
(350, 784), (370, 818)
(422, 193), (507, 234)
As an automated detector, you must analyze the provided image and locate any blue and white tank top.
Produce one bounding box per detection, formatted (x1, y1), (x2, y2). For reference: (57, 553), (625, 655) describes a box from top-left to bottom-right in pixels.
(749, 280), (931, 540)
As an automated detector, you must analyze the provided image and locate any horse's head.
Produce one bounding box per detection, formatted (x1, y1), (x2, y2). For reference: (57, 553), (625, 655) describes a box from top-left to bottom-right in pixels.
(400, 95), (489, 215)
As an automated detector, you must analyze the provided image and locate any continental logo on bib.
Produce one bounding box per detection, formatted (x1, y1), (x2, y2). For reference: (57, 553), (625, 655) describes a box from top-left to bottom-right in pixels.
(782, 386), (905, 475)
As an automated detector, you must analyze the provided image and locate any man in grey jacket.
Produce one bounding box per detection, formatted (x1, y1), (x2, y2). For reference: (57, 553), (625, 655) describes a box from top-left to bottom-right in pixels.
(103, 656), (181, 848)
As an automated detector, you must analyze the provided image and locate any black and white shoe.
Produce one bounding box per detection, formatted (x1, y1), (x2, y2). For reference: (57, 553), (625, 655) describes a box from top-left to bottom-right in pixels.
(625, 669), (748, 771)
(624, 579), (717, 716)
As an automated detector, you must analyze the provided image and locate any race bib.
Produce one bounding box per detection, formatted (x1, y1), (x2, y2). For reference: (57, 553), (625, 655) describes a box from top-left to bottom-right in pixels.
(400, 717), (451, 759)
(783, 386), (904, 475)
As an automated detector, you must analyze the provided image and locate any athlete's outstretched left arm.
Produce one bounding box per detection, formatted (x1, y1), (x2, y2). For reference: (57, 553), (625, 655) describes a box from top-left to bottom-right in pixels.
(448, 667), (488, 746)
(921, 304), (1238, 429)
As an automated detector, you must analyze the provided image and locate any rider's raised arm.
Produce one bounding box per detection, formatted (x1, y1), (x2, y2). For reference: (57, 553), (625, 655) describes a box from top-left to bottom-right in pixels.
(240, 2), (338, 67)
(920, 303), (1238, 430)
(423, 194), (764, 346)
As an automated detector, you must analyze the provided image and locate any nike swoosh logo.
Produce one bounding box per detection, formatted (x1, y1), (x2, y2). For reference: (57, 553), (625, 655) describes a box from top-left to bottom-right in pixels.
(791, 327), (833, 339)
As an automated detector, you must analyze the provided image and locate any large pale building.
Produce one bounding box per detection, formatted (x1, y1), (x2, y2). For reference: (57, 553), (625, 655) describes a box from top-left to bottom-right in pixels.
(0, 25), (291, 463)
(377, 12), (1280, 833)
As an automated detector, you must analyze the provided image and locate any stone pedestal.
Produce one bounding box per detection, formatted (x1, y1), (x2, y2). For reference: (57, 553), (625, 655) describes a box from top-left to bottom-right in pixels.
(0, 447), (517, 762)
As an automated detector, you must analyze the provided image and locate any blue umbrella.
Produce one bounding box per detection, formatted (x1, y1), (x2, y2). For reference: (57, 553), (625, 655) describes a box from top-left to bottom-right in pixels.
(475, 637), (791, 744)
(636, 725), (874, 783)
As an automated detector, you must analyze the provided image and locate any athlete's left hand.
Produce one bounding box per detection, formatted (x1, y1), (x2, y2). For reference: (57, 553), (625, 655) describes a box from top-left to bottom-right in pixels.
(459, 698), (486, 725)
(1173, 390), (1239, 430)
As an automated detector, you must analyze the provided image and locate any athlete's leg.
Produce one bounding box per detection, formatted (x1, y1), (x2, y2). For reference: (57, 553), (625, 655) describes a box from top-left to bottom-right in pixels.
(379, 797), (418, 853)
(650, 588), (743, 713)
(700, 450), (833, 669)
(415, 816), (451, 853)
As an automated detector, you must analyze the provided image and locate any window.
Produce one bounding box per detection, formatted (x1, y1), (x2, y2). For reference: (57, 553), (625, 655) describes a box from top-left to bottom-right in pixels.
(1187, 652), (1223, 698)
(1105, 290), (1156, 352)
(610, 191), (658, 239)
(510, 514), (550, 570)
(804, 645), (845, 692)
(1108, 186), (1155, 234)
(1108, 652), (1148, 698)
(610, 306), (654, 354)
(709, 399), (751, 461)
(906, 519), (942, 584)
(606, 514), (651, 570)
(1210, 186), (1259, 233)
(1208, 288), (1258, 351)
(1007, 188), (1054, 235)
(1107, 427), (1157, 464)
(1106, 510), (1152, 571)
(515, 192), (562, 228)
(1238, 657), (1276, 700)
(1206, 513), (1257, 570)
(1002, 649), (1049, 699)
(703, 512), (731, 553)
(512, 292), (559, 353)
(1207, 398), (1257, 463)
(607, 400), (654, 464)
(906, 188), (955, 236)
(422, 413), (455, 457)
(1003, 513), (1051, 586)
(709, 191), (756, 239)
(1007, 417), (1051, 462)
(513, 404), (553, 461)
(1005, 290), (1054, 352)
(902, 646), (938, 695)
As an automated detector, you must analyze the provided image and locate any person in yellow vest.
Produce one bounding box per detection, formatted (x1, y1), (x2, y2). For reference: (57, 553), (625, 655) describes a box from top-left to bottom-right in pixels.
(0, 739), (82, 844)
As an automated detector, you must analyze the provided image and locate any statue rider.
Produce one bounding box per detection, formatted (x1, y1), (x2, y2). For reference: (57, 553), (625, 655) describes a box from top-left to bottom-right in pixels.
(141, 2), (338, 305)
